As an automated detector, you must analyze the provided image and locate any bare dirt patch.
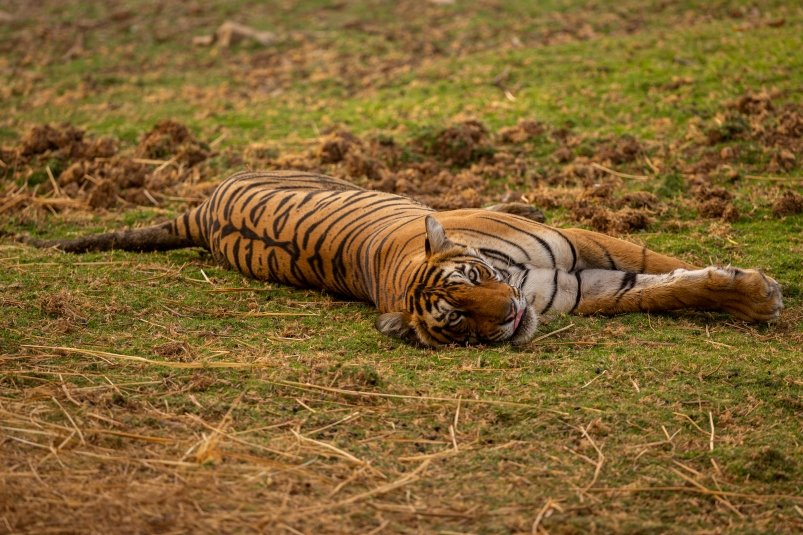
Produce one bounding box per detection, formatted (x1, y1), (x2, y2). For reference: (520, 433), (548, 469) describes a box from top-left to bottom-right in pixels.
(1, 122), (213, 216)
(772, 190), (803, 217)
(1, 90), (800, 232)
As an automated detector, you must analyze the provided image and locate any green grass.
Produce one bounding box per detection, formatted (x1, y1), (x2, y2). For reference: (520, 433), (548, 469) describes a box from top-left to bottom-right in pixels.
(1, 1), (802, 533)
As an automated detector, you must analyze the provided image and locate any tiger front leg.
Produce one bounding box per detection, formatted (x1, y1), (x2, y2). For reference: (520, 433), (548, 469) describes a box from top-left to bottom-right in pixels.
(519, 266), (782, 321)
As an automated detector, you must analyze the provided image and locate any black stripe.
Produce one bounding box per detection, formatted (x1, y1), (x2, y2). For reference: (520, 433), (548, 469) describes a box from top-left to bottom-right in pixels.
(614, 272), (637, 302)
(540, 270), (560, 314)
(570, 270), (583, 313)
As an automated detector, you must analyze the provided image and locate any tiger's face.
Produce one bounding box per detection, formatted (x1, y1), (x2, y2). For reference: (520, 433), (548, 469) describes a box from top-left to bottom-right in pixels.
(375, 216), (539, 346)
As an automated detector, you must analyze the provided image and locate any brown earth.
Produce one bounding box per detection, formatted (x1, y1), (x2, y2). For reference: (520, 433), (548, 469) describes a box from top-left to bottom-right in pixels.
(1, 90), (800, 234)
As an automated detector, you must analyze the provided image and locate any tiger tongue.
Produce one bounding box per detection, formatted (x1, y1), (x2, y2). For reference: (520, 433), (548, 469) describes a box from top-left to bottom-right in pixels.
(512, 307), (525, 332)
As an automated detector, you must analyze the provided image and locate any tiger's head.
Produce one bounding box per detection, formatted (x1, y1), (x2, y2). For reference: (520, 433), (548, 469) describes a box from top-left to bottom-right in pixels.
(375, 216), (538, 346)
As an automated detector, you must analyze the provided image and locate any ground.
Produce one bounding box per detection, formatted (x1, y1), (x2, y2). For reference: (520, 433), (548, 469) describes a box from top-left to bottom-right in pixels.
(1, 1), (802, 533)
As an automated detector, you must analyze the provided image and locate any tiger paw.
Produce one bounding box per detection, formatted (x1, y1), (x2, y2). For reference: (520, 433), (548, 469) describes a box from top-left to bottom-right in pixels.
(707, 267), (783, 321)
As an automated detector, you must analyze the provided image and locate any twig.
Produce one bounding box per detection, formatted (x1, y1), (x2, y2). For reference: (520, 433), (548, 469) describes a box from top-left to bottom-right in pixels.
(744, 174), (802, 182)
(590, 162), (649, 181)
(21, 344), (270, 369)
(673, 412), (708, 435)
(453, 396), (461, 432)
(272, 379), (557, 411)
(238, 311), (318, 317)
(205, 287), (274, 293)
(532, 498), (563, 534)
(708, 411), (715, 452)
(187, 414), (301, 460)
(448, 424), (459, 452)
(589, 486), (802, 502)
(294, 460), (430, 514)
(530, 322), (576, 344)
(46, 165), (63, 197)
(670, 468), (744, 518)
(291, 429), (375, 471)
(142, 189), (160, 206)
(579, 425), (604, 492)
(304, 412), (360, 436)
(294, 398), (317, 413)
(51, 396), (85, 446)
(581, 369), (608, 389)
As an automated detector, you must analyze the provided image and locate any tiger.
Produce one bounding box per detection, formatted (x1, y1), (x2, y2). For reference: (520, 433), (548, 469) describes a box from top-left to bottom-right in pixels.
(25, 170), (783, 346)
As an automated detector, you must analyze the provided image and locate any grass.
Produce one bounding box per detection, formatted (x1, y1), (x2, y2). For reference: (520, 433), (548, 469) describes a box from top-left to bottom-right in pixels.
(1, 0), (802, 533)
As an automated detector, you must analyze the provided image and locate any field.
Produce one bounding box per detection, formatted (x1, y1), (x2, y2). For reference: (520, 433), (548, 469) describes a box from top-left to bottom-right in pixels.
(1, 1), (802, 533)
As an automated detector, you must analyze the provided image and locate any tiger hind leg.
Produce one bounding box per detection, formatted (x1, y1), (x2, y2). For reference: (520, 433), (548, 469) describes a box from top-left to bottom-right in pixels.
(520, 266), (782, 322)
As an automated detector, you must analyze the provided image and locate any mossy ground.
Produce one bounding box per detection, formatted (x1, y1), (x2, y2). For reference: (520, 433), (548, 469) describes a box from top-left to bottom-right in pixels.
(1, 1), (801, 533)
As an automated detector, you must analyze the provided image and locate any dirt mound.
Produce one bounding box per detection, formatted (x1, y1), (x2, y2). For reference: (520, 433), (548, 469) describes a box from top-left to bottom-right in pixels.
(772, 190), (803, 217)
(728, 90), (775, 116)
(137, 120), (210, 167)
(419, 120), (492, 167)
(497, 119), (545, 144)
(1, 122), (213, 215)
(691, 183), (740, 222)
(595, 135), (643, 165)
(2, 104), (798, 228)
(19, 124), (117, 160)
(317, 130), (362, 164)
(571, 200), (653, 235)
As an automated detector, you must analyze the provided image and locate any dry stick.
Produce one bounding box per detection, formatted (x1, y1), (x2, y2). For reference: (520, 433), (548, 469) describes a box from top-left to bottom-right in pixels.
(0, 426), (61, 438)
(590, 162), (649, 181)
(531, 498), (563, 535)
(46, 165), (63, 197)
(397, 448), (461, 463)
(589, 486), (802, 502)
(209, 132), (228, 148)
(142, 189), (160, 206)
(304, 411), (360, 437)
(294, 398), (316, 413)
(238, 311), (318, 317)
(708, 411), (716, 452)
(579, 425), (604, 493)
(187, 414), (302, 461)
(448, 424), (459, 452)
(21, 344), (268, 369)
(744, 174), (802, 182)
(85, 428), (174, 445)
(290, 429), (372, 468)
(669, 468), (744, 518)
(673, 411), (709, 436)
(326, 467), (367, 498)
(131, 158), (169, 165)
(365, 519), (390, 535)
(529, 322), (575, 344)
(272, 379), (559, 412)
(453, 396), (462, 432)
(51, 396), (85, 446)
(205, 287), (274, 293)
(581, 369), (608, 389)
(194, 392), (243, 463)
(294, 459), (431, 515)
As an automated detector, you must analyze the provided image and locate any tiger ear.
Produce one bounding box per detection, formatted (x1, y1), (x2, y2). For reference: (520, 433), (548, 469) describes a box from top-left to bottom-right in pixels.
(424, 215), (453, 258)
(375, 311), (419, 343)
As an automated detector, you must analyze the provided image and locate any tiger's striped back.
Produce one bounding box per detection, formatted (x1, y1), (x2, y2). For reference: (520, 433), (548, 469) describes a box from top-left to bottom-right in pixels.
(170, 171), (436, 311)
